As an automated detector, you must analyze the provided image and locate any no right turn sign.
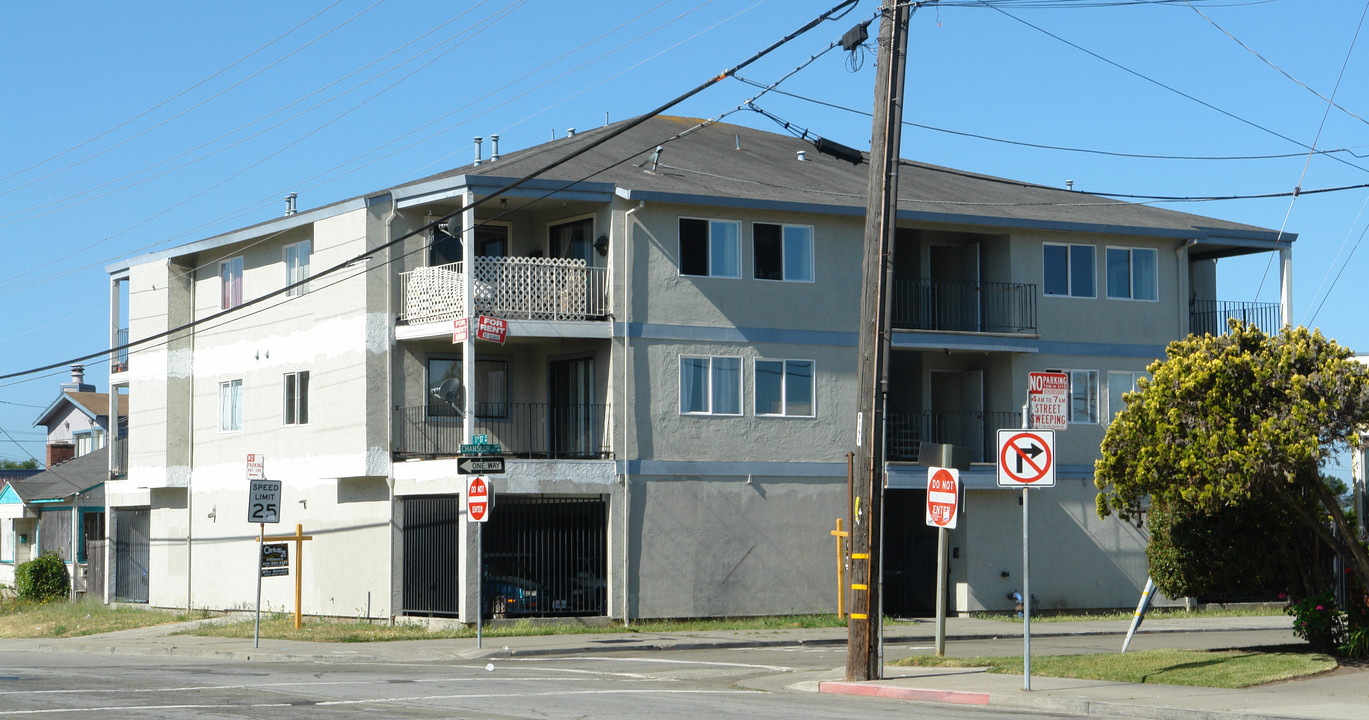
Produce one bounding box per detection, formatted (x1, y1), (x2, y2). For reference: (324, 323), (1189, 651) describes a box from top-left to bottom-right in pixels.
(997, 429), (1056, 487)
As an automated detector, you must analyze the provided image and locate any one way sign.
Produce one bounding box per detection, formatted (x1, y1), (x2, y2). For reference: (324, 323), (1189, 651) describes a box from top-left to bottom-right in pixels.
(996, 429), (1055, 487)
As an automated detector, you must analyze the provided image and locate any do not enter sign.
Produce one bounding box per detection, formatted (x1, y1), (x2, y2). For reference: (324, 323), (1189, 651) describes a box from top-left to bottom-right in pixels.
(467, 476), (493, 523)
(926, 466), (959, 529)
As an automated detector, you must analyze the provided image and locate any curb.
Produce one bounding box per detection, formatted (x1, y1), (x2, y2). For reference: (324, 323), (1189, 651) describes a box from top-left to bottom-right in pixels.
(819, 680), (989, 705)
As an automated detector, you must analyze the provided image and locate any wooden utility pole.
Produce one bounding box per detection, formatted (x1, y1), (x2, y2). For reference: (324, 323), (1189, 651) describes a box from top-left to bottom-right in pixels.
(846, 0), (910, 682)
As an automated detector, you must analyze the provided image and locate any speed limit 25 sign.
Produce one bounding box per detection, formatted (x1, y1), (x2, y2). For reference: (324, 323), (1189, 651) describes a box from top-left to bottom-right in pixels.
(248, 480), (282, 523)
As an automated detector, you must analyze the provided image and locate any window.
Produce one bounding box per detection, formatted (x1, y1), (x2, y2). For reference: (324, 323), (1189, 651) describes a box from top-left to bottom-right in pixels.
(755, 359), (815, 417)
(429, 223), (462, 266)
(219, 379), (243, 431)
(1043, 244), (1095, 298)
(753, 224), (814, 282)
(678, 218), (740, 278)
(550, 217), (593, 262)
(476, 224), (508, 258)
(1106, 247), (1157, 301)
(1106, 371), (1146, 420)
(680, 356), (742, 415)
(284, 371), (309, 425)
(1049, 368), (1098, 424)
(220, 256), (243, 309)
(427, 357), (509, 418)
(285, 241), (311, 296)
(74, 428), (105, 457)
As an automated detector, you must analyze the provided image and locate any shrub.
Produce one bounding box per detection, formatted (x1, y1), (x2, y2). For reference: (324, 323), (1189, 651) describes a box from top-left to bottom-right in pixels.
(1340, 623), (1369, 659)
(14, 552), (69, 602)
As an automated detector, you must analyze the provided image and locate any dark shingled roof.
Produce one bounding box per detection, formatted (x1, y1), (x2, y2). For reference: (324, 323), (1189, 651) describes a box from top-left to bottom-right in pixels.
(4, 447), (106, 504)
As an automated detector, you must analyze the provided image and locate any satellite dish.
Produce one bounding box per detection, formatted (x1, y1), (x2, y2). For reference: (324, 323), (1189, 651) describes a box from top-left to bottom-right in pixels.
(431, 377), (465, 415)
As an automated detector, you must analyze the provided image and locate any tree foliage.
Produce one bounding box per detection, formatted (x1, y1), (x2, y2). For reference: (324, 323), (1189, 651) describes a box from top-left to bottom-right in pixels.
(15, 552), (69, 602)
(1095, 323), (1369, 601)
(0, 458), (40, 470)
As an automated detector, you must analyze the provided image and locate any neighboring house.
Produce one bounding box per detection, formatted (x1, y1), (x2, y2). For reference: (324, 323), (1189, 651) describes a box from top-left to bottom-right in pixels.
(103, 116), (1292, 620)
(32, 365), (130, 469)
(0, 449), (107, 594)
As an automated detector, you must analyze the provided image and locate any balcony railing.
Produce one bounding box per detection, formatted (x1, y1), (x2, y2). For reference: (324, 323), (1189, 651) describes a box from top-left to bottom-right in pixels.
(112, 328), (129, 373)
(886, 410), (1020, 463)
(394, 402), (611, 460)
(891, 279), (1037, 334)
(110, 436), (127, 480)
(1190, 300), (1281, 336)
(399, 257), (609, 326)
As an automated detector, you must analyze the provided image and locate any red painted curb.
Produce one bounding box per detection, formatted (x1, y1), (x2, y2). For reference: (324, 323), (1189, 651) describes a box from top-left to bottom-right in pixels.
(818, 681), (990, 705)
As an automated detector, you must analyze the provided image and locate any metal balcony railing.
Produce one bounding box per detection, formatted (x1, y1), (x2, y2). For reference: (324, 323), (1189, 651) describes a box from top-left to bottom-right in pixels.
(110, 436), (128, 480)
(885, 410), (1020, 463)
(891, 279), (1037, 334)
(112, 328), (129, 373)
(398, 257), (609, 326)
(394, 402), (611, 460)
(1189, 300), (1282, 336)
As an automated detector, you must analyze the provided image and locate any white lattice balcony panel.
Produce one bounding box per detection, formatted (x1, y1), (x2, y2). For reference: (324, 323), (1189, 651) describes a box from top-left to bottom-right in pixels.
(399, 257), (608, 325)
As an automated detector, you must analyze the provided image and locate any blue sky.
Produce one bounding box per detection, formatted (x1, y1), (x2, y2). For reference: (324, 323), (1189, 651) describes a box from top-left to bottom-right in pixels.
(2, 0), (1366, 479)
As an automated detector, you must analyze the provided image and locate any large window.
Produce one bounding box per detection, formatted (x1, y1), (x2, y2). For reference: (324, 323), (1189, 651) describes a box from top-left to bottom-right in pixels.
(220, 256), (244, 309)
(755, 359), (814, 417)
(219, 379), (243, 431)
(680, 356), (742, 415)
(285, 241), (311, 297)
(1043, 244), (1095, 298)
(429, 223), (462, 266)
(753, 223), (814, 282)
(284, 371), (310, 425)
(427, 357), (509, 418)
(550, 217), (593, 262)
(678, 218), (740, 278)
(1106, 247), (1157, 301)
(1106, 370), (1146, 421)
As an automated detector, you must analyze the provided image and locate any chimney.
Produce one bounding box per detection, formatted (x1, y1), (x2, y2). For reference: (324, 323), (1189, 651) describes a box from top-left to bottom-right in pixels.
(473, 136), (483, 166)
(284, 193), (298, 216)
(490, 134), (500, 162)
(61, 364), (95, 393)
(47, 442), (75, 467)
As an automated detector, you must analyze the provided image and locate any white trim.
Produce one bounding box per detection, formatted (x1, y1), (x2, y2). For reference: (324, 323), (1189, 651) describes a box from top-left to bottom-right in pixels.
(677, 216), (742, 280)
(751, 222), (815, 283)
(754, 358), (816, 418)
(679, 355), (743, 416)
(1104, 245), (1158, 302)
(1042, 242), (1096, 299)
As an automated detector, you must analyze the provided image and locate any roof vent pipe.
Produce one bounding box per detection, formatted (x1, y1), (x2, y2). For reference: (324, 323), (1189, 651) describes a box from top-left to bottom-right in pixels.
(566, 127), (576, 137)
(284, 192), (298, 216)
(473, 137), (483, 166)
(796, 150), (808, 162)
(490, 134), (500, 162)
(650, 146), (663, 173)
(736, 135), (742, 151)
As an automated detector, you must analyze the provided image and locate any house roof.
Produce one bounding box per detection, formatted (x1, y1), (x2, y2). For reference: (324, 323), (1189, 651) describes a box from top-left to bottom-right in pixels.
(110, 115), (1290, 271)
(33, 391), (130, 429)
(2, 447), (106, 504)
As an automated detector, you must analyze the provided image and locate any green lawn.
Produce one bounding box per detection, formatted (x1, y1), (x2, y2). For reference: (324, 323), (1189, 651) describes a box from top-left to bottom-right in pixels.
(0, 597), (204, 639)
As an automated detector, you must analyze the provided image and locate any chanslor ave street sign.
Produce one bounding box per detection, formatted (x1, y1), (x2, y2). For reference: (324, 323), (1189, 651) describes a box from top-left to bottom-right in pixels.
(926, 466), (959, 529)
(467, 476), (492, 523)
(997, 429), (1056, 487)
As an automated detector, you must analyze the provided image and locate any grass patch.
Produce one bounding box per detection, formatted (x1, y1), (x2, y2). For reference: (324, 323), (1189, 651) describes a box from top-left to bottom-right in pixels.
(976, 606), (1283, 623)
(185, 613), (850, 643)
(0, 597), (205, 639)
(895, 648), (1334, 688)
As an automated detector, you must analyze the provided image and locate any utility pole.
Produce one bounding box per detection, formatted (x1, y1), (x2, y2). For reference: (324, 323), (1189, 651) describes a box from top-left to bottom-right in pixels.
(847, 0), (910, 682)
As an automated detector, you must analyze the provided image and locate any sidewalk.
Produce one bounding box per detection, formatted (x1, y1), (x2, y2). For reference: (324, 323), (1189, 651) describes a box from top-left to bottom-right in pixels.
(6, 615), (1365, 720)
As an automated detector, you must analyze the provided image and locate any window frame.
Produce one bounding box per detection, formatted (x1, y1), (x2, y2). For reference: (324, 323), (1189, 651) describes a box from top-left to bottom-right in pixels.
(1048, 367), (1099, 424)
(220, 256), (244, 309)
(219, 379), (243, 432)
(426, 356), (510, 420)
(1106, 370), (1147, 421)
(284, 370), (310, 426)
(678, 217), (741, 279)
(549, 214), (595, 262)
(1105, 246), (1158, 301)
(754, 358), (816, 418)
(1042, 243), (1096, 299)
(284, 240), (311, 297)
(679, 355), (743, 416)
(752, 223), (814, 283)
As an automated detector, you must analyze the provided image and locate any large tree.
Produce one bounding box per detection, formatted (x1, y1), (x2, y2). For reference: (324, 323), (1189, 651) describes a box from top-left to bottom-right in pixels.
(1095, 323), (1369, 600)
(0, 458), (40, 470)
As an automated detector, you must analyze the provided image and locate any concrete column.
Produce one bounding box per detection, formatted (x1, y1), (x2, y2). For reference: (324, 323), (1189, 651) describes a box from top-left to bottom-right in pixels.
(1279, 246), (1293, 328)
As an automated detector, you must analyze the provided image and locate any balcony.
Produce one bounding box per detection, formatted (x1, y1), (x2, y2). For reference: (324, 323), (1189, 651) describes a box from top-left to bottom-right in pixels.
(110, 436), (127, 480)
(1190, 300), (1281, 336)
(891, 279), (1036, 334)
(112, 328), (129, 373)
(886, 409), (1019, 463)
(393, 402), (611, 460)
(399, 257), (608, 326)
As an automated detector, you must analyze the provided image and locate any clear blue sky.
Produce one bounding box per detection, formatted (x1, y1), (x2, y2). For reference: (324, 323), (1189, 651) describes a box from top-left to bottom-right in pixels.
(2, 0), (1365, 480)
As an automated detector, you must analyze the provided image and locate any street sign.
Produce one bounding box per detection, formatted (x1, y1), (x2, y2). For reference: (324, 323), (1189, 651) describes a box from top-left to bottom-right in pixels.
(926, 466), (959, 529)
(467, 476), (493, 522)
(997, 429), (1056, 487)
(1028, 372), (1069, 431)
(246, 453), (266, 480)
(460, 443), (501, 455)
(453, 317), (468, 343)
(458, 457), (506, 475)
(260, 543), (289, 577)
(248, 479), (282, 523)
(476, 315), (507, 344)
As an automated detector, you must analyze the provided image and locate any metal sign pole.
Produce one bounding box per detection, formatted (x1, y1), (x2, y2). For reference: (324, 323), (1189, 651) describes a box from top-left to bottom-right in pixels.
(254, 522), (263, 649)
(476, 522), (483, 649)
(1020, 401), (1032, 691)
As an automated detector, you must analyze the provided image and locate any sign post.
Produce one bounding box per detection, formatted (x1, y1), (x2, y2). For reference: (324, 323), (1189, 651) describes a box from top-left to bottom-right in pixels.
(926, 466), (959, 657)
(998, 427), (1056, 690)
(467, 476), (493, 648)
(245, 454), (279, 649)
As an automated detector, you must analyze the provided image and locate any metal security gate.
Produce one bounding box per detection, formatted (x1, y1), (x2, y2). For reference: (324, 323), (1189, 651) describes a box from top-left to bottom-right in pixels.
(113, 508), (149, 603)
(400, 496), (461, 616)
(883, 490), (939, 618)
(483, 496), (607, 617)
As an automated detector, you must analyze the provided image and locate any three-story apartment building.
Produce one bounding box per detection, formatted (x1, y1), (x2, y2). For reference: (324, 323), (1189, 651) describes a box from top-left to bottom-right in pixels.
(103, 115), (1291, 620)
